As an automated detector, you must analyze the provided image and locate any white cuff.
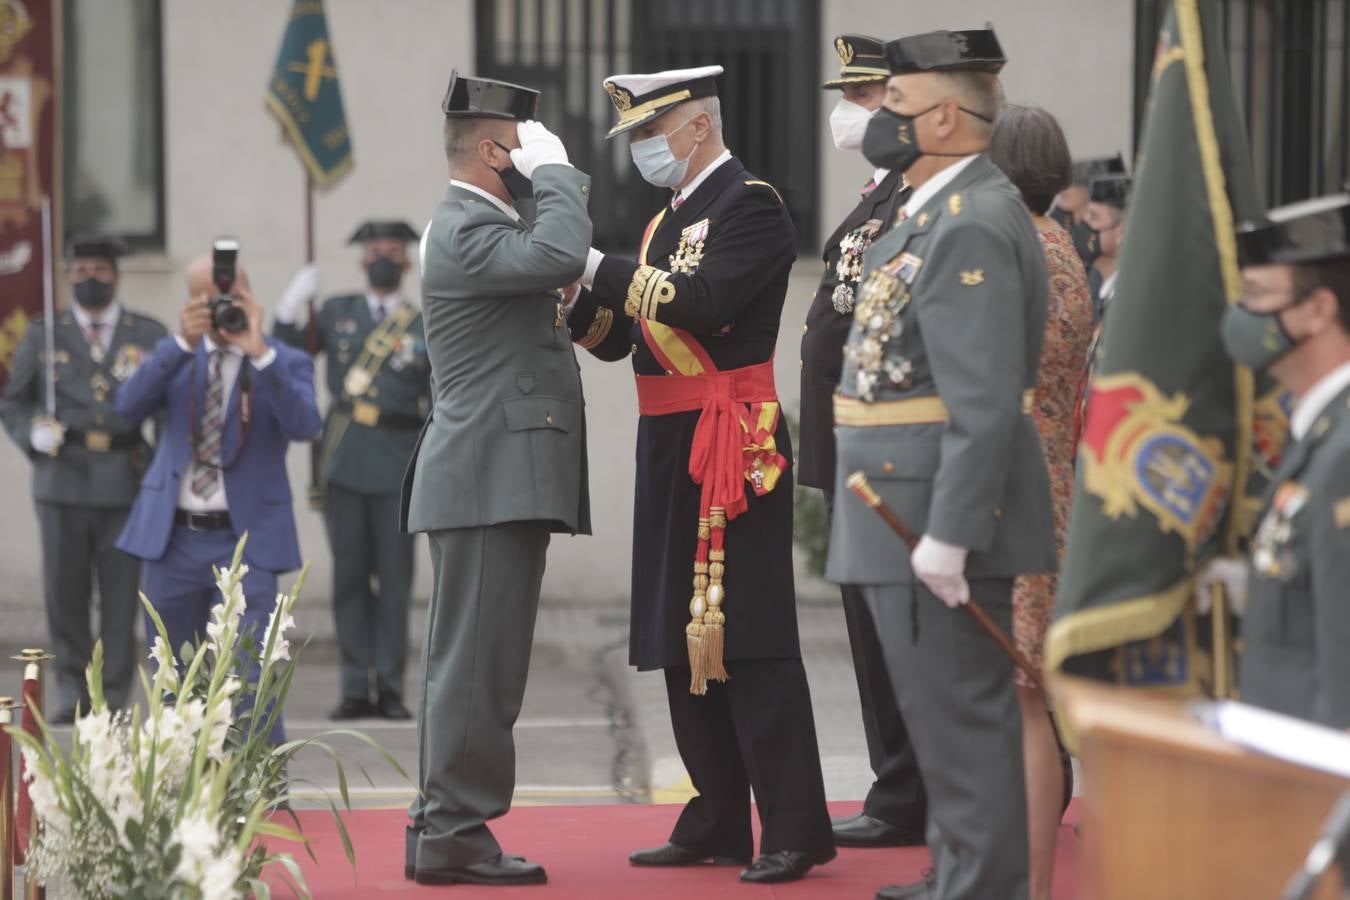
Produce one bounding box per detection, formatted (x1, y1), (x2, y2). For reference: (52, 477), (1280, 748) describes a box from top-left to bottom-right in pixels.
(173, 334), (193, 353)
(250, 347), (278, 370)
(274, 306), (297, 325)
(581, 248), (605, 289)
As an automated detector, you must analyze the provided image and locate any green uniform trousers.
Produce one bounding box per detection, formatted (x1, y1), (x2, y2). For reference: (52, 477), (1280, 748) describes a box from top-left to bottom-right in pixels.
(408, 520), (550, 871)
(325, 486), (415, 700)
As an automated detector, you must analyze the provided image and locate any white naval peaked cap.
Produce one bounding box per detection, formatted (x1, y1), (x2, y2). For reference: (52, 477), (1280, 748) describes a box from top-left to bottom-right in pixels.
(602, 65), (724, 139)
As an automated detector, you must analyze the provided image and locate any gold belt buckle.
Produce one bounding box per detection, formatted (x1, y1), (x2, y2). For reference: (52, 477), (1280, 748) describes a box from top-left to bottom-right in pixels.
(352, 401), (381, 427)
(85, 430), (112, 452)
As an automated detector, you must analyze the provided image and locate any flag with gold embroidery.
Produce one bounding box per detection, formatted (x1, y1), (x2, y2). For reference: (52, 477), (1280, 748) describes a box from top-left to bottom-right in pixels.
(1047, 0), (1272, 695)
(265, 0), (352, 187)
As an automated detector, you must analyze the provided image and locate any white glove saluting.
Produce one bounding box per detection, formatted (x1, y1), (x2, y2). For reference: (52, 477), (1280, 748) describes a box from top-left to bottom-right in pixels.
(30, 421), (64, 456)
(912, 534), (971, 608)
(275, 263), (320, 325)
(1195, 557), (1249, 617)
(509, 120), (571, 178)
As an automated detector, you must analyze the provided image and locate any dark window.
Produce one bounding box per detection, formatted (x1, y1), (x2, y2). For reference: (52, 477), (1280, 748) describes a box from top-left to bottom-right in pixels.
(1134, 0), (1349, 206)
(62, 0), (165, 249)
(475, 0), (820, 251)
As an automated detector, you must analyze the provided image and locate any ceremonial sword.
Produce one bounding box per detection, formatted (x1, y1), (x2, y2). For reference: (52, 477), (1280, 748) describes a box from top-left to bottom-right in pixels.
(846, 471), (1046, 693)
(39, 196), (60, 454)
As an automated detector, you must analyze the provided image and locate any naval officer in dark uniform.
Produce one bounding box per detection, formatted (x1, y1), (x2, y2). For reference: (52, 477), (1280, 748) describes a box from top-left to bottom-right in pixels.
(274, 221), (430, 721)
(566, 64), (833, 885)
(1203, 192), (1350, 729)
(0, 235), (167, 723)
(826, 28), (1055, 900)
(802, 32), (928, 850)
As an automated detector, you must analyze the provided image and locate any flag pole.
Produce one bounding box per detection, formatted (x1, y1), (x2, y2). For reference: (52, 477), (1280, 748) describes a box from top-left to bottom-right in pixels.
(304, 172), (318, 354)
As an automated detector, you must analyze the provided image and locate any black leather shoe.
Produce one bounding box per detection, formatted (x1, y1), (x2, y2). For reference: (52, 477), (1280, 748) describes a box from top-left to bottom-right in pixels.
(739, 848), (836, 884)
(832, 812), (926, 848)
(628, 842), (750, 867)
(876, 869), (936, 899)
(415, 854), (547, 886)
(328, 697), (376, 720)
(377, 690), (413, 720)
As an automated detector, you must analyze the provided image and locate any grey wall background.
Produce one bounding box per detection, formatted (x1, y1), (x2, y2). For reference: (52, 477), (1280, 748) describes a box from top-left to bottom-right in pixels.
(0, 0), (1134, 618)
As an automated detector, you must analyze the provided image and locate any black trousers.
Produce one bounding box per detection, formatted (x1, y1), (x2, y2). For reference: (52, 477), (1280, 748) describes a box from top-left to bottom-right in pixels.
(826, 490), (928, 828)
(664, 658), (834, 858)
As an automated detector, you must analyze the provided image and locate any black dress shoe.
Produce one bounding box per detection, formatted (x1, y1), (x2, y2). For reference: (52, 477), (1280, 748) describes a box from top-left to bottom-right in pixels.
(328, 697), (376, 720)
(376, 690), (412, 720)
(739, 848), (836, 884)
(832, 812), (926, 848)
(876, 869), (936, 899)
(628, 842), (750, 867)
(415, 853), (547, 886)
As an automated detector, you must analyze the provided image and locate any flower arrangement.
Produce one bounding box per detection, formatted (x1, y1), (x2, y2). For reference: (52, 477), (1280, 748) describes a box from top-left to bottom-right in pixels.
(11, 538), (402, 899)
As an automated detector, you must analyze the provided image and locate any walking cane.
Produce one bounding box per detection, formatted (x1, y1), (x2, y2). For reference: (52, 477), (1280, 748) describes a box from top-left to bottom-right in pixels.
(846, 472), (1046, 693)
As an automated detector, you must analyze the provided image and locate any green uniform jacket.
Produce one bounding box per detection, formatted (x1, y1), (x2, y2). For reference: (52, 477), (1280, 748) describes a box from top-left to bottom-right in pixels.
(826, 155), (1057, 584)
(275, 294), (431, 496)
(0, 307), (167, 507)
(401, 164), (593, 536)
(1240, 383), (1350, 728)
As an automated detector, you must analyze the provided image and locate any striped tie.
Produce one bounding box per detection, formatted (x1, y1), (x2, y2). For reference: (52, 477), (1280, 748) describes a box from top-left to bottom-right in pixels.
(860, 178), (878, 198)
(671, 192), (684, 210)
(191, 349), (225, 499)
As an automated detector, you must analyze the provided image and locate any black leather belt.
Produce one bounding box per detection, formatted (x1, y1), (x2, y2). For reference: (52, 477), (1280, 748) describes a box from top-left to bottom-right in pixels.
(174, 509), (234, 531)
(65, 429), (142, 452)
(338, 402), (423, 431)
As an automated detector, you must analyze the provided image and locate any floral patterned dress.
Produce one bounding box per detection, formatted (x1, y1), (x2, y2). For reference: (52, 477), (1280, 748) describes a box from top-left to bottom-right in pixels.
(1013, 221), (1094, 688)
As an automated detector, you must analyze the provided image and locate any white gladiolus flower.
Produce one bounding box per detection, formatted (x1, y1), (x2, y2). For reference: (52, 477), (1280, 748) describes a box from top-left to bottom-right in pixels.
(148, 636), (180, 692)
(263, 596), (296, 664)
(200, 847), (244, 900)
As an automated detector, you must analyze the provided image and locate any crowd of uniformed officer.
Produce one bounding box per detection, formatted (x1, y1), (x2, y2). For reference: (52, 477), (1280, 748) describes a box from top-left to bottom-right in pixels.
(3, 15), (1348, 900)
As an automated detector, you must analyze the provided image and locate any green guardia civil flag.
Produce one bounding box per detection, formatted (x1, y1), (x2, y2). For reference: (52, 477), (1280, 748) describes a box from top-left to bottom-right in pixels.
(1046, 0), (1276, 694)
(265, 0), (353, 186)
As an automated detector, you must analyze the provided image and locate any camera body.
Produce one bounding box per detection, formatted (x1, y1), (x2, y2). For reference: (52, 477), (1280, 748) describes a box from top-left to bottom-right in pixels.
(209, 237), (248, 334)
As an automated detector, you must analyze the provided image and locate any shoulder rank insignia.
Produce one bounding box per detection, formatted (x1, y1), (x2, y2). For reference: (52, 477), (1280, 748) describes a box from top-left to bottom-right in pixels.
(949, 193), (963, 216)
(959, 269), (984, 286)
(670, 218), (710, 274)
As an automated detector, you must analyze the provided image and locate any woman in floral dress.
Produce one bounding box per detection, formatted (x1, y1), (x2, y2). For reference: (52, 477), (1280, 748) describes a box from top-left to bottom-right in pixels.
(989, 104), (1094, 900)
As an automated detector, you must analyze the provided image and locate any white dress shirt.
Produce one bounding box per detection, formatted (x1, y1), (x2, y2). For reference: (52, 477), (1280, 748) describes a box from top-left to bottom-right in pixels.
(171, 335), (276, 512)
(366, 290), (402, 321)
(901, 154), (981, 221)
(582, 150), (735, 288)
(449, 179), (524, 223)
(1291, 361), (1350, 441)
(72, 301), (121, 356)
(1099, 270), (1120, 306)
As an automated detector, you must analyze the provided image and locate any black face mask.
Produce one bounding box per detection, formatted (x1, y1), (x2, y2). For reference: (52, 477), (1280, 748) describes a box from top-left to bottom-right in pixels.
(73, 277), (115, 311)
(366, 256), (403, 290)
(491, 141), (533, 202)
(861, 103), (992, 174)
(1071, 220), (1101, 268)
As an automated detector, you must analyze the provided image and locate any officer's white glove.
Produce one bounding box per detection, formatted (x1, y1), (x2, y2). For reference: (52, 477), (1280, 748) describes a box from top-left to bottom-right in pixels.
(30, 421), (64, 455)
(509, 120), (571, 178)
(275, 263), (320, 325)
(912, 534), (970, 608)
(1195, 557), (1249, 617)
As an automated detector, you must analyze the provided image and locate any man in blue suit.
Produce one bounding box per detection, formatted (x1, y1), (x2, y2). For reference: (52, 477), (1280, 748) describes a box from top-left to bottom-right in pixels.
(117, 252), (321, 739)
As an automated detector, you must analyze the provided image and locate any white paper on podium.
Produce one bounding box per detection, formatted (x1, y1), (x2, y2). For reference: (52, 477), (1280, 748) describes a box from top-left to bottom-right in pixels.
(1191, 700), (1350, 780)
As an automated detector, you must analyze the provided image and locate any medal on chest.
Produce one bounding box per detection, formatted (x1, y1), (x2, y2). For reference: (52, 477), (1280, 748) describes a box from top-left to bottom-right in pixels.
(670, 218), (710, 274)
(845, 251), (922, 401)
(831, 219), (883, 314)
(1252, 481), (1309, 579)
(111, 344), (146, 382)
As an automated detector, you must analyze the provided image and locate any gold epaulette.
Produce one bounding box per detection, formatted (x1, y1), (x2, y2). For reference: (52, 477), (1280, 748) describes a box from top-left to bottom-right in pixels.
(744, 180), (784, 205)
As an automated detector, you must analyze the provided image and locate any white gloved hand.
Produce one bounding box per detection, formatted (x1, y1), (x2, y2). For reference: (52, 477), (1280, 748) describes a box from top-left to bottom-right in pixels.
(275, 263), (320, 324)
(581, 247), (605, 289)
(911, 534), (971, 608)
(30, 421), (64, 455)
(1195, 557), (1249, 617)
(509, 120), (571, 178)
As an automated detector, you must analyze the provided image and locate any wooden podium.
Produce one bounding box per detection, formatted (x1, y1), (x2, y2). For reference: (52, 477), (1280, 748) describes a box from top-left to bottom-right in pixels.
(1055, 677), (1348, 900)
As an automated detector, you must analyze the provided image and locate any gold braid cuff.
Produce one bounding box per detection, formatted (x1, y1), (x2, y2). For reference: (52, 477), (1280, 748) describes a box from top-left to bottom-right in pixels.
(576, 307), (614, 350)
(625, 265), (677, 320)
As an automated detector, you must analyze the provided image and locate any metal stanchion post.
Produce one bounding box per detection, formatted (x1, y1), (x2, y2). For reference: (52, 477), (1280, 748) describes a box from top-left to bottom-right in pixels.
(12, 652), (49, 900)
(0, 697), (17, 900)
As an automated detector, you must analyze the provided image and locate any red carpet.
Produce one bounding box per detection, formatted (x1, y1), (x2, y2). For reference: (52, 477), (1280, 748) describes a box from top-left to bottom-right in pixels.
(266, 801), (1080, 898)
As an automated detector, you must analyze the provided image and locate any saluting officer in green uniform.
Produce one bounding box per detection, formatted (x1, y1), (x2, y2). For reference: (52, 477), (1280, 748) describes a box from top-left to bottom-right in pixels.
(1199, 193), (1350, 729)
(825, 28), (1055, 900)
(274, 221), (430, 720)
(0, 235), (168, 723)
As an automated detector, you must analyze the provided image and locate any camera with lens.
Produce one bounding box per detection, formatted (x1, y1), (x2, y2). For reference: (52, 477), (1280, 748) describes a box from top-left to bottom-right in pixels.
(209, 237), (248, 334)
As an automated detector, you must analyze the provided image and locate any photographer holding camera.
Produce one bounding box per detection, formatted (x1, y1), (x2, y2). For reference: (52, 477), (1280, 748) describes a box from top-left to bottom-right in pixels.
(115, 243), (322, 743)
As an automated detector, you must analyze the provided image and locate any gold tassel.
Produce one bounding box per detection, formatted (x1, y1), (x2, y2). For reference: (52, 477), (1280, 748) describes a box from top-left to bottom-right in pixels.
(702, 550), (730, 685)
(687, 559), (711, 695)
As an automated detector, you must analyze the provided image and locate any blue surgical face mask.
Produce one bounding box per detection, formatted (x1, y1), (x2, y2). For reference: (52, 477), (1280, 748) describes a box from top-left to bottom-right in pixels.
(630, 116), (698, 188)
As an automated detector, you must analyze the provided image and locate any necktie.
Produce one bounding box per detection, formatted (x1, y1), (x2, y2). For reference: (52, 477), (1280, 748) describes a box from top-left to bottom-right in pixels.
(191, 349), (225, 500)
(672, 192), (685, 210)
(860, 178), (878, 198)
(85, 321), (106, 361)
(372, 303), (385, 324)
